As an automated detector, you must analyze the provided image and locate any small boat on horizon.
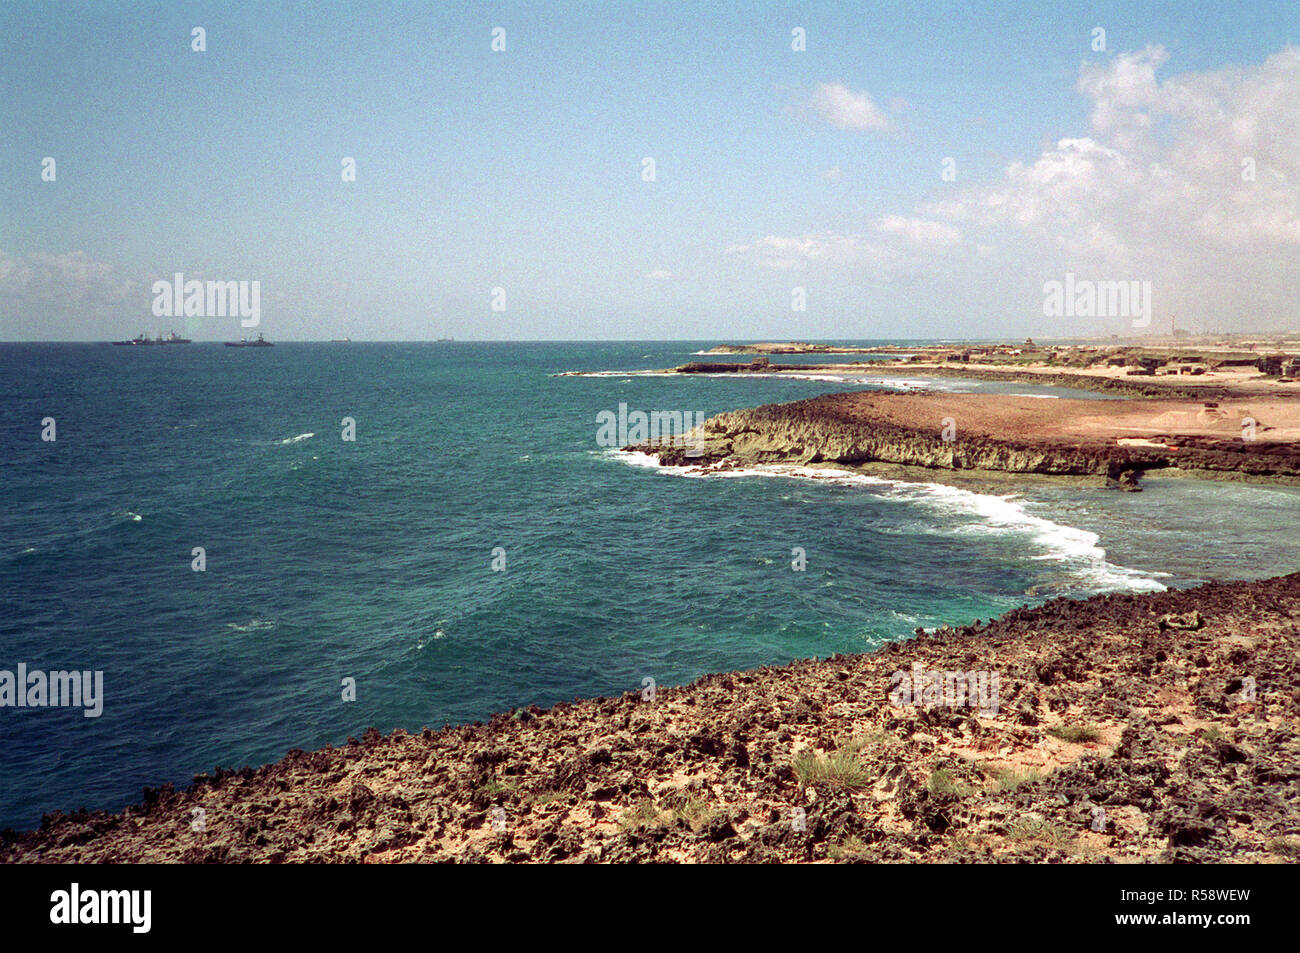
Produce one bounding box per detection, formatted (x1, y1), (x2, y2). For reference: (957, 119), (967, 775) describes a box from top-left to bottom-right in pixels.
(225, 333), (274, 348)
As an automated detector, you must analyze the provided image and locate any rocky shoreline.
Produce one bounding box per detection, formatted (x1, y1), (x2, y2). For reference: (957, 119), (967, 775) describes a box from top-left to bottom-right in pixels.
(4, 574), (1298, 863)
(641, 391), (1300, 489)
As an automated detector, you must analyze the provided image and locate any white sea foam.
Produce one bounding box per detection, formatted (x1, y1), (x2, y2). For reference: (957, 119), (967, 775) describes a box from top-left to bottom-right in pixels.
(226, 619), (276, 633)
(558, 368), (941, 390)
(783, 373), (925, 387)
(882, 478), (1166, 592)
(617, 450), (670, 470)
(685, 371), (935, 389)
(610, 451), (1165, 593)
(280, 432), (315, 444)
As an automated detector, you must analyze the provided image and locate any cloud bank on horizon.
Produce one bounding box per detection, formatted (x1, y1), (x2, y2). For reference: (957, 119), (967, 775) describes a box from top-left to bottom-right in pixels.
(1, 3), (1297, 341)
(731, 45), (1300, 337)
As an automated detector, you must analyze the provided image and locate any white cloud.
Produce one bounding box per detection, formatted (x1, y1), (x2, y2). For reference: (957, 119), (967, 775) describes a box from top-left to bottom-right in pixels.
(0, 250), (32, 293)
(645, 269), (674, 280)
(915, 45), (1300, 326)
(810, 82), (892, 131)
(874, 215), (962, 248)
(929, 46), (1300, 256)
(724, 219), (960, 275)
(927, 137), (1130, 231)
(0, 249), (137, 304)
(726, 232), (885, 270)
(732, 47), (1300, 329)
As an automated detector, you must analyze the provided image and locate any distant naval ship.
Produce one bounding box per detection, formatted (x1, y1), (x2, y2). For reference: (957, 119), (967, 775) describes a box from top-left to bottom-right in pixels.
(224, 333), (274, 348)
(111, 330), (191, 345)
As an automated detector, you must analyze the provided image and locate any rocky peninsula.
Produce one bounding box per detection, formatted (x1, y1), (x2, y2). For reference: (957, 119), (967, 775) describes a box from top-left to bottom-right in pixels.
(640, 391), (1300, 489)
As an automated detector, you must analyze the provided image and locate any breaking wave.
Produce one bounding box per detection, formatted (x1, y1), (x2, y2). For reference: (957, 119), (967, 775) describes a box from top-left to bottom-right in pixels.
(612, 452), (1166, 593)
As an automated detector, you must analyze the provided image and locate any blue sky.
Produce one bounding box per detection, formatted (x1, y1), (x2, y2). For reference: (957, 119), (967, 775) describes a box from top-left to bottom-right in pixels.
(2, 1), (1297, 340)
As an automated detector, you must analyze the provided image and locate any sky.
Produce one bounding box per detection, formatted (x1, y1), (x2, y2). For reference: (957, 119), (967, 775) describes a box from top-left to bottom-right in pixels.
(1, 0), (1298, 341)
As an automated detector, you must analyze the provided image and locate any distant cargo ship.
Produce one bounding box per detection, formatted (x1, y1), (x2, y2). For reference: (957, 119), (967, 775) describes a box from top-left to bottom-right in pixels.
(224, 333), (273, 348)
(111, 330), (191, 345)
(436, 337), (454, 342)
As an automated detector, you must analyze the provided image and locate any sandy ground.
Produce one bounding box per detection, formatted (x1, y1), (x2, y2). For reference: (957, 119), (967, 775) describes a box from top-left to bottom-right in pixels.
(810, 392), (1300, 446)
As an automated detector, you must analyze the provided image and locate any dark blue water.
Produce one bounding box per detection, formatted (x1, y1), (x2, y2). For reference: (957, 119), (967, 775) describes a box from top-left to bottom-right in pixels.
(2, 341), (1297, 828)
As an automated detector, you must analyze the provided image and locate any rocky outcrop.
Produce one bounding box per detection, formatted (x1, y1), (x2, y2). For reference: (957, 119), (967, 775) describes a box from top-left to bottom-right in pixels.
(638, 392), (1300, 487)
(651, 404), (1132, 475)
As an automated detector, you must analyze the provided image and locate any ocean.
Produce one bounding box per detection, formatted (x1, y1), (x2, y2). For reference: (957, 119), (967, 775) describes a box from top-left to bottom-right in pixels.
(2, 341), (1297, 829)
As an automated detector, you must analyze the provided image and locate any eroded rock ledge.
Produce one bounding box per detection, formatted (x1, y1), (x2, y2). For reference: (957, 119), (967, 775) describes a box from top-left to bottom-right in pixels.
(637, 391), (1300, 488)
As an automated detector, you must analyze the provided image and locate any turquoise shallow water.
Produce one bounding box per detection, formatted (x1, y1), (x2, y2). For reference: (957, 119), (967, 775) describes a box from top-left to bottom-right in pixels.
(1, 341), (1297, 828)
